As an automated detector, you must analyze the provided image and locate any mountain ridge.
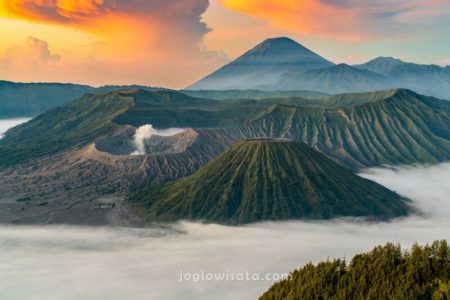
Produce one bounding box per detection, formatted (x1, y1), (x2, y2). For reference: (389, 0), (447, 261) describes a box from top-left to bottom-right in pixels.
(187, 37), (450, 99)
(1, 88), (449, 170)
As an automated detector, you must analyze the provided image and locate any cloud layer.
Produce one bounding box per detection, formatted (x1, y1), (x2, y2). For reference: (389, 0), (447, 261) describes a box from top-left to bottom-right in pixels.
(219, 0), (450, 41)
(0, 163), (449, 299)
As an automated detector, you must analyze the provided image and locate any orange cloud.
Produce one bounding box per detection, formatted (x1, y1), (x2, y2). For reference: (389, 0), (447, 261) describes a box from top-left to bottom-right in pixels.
(0, 0), (227, 88)
(0, 36), (60, 70)
(219, 0), (450, 42)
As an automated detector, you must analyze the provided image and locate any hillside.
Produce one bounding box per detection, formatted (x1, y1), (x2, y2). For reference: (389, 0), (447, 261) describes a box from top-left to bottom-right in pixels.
(182, 89), (328, 101)
(0, 91), (133, 167)
(127, 140), (410, 225)
(1, 88), (450, 170)
(260, 240), (450, 300)
(222, 89), (450, 168)
(0, 88), (272, 167)
(286, 64), (386, 94)
(356, 57), (450, 99)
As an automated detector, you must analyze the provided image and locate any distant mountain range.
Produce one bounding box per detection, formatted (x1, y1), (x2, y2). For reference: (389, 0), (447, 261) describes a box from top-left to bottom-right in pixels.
(0, 80), (329, 118)
(188, 37), (450, 99)
(128, 139), (410, 225)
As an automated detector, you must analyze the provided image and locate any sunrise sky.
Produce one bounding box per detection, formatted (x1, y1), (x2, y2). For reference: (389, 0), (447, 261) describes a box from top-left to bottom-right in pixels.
(0, 0), (449, 88)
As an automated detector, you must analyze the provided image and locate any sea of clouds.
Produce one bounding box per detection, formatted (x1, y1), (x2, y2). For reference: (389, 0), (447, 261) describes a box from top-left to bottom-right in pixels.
(0, 118), (30, 139)
(0, 163), (449, 300)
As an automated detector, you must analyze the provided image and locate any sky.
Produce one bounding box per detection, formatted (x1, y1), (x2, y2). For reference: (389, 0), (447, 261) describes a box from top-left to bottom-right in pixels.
(0, 0), (449, 88)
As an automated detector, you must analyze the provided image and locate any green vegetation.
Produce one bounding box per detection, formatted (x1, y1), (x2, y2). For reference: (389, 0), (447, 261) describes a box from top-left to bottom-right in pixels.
(1, 88), (449, 170)
(182, 89), (328, 101)
(261, 240), (450, 300)
(113, 89), (272, 128)
(127, 140), (410, 225)
(0, 92), (133, 167)
(232, 89), (450, 169)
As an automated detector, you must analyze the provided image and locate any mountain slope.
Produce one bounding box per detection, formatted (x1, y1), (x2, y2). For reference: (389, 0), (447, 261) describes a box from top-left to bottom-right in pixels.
(128, 139), (411, 225)
(222, 89), (450, 168)
(182, 89), (328, 101)
(354, 56), (405, 75)
(276, 64), (387, 94)
(187, 37), (334, 90)
(0, 88), (271, 167)
(1, 88), (450, 170)
(0, 91), (133, 167)
(355, 57), (450, 99)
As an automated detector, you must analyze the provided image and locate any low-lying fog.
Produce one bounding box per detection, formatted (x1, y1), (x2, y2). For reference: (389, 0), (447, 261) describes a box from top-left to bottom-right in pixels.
(0, 118), (31, 139)
(1, 163), (449, 300)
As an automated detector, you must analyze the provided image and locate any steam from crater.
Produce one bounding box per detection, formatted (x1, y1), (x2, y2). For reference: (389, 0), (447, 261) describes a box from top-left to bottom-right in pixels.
(132, 124), (184, 155)
(132, 124), (157, 155)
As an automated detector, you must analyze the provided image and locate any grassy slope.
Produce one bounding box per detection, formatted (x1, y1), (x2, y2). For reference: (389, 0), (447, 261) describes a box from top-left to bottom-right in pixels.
(128, 140), (410, 225)
(1, 88), (449, 170)
(113, 90), (272, 128)
(0, 92), (133, 167)
(182, 89), (328, 101)
(0, 89), (271, 168)
(234, 89), (450, 168)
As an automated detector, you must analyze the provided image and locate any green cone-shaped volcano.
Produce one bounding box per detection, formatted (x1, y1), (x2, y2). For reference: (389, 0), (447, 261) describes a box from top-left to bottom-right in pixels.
(128, 139), (411, 225)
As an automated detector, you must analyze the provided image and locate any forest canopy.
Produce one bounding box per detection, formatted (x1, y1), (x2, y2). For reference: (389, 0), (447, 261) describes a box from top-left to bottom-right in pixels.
(261, 240), (450, 300)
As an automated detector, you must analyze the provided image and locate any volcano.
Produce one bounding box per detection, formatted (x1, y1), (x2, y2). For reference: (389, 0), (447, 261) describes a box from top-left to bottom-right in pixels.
(128, 139), (411, 225)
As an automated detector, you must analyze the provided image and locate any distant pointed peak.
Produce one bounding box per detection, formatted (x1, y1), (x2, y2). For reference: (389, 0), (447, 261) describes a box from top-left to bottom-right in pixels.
(261, 37), (298, 45)
(238, 36), (334, 65)
(251, 36), (308, 52)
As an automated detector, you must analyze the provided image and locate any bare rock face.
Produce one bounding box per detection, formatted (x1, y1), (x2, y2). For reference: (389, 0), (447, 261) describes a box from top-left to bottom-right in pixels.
(142, 128), (198, 155)
(95, 125), (136, 155)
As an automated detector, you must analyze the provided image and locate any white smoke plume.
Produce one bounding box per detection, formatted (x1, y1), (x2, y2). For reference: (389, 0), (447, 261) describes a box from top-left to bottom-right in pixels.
(132, 124), (157, 155)
(131, 124), (184, 155)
